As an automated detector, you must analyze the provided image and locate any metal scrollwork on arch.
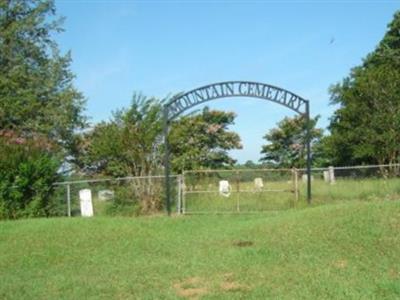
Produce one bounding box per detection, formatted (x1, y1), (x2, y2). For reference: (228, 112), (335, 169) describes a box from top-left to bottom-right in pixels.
(164, 81), (309, 122)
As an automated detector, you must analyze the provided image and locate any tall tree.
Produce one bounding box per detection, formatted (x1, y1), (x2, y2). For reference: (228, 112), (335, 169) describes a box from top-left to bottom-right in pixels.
(169, 107), (242, 172)
(260, 115), (323, 168)
(79, 93), (164, 177)
(327, 11), (400, 166)
(0, 0), (86, 157)
(77, 94), (167, 214)
(81, 102), (242, 175)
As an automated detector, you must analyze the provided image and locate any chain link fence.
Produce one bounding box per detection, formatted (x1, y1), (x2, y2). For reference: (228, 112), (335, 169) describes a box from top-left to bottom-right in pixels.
(54, 175), (180, 217)
(51, 164), (400, 216)
(297, 164), (400, 205)
(181, 169), (298, 213)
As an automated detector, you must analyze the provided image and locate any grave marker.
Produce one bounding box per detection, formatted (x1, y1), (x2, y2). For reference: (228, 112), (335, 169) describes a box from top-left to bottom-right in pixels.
(79, 189), (94, 217)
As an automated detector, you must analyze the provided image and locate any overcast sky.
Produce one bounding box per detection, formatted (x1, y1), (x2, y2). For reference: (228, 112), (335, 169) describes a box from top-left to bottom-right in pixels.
(55, 0), (400, 163)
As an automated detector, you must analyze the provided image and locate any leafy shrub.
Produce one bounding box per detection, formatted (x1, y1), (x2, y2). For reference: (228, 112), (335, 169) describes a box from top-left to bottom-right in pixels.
(104, 179), (164, 216)
(104, 184), (140, 217)
(0, 139), (62, 219)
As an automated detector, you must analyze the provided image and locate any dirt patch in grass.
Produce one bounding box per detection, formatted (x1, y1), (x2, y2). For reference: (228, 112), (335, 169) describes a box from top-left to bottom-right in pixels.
(232, 240), (254, 247)
(175, 287), (208, 299)
(333, 259), (348, 269)
(173, 277), (208, 299)
(220, 281), (248, 292)
(219, 272), (250, 293)
(389, 268), (399, 279)
(173, 274), (250, 298)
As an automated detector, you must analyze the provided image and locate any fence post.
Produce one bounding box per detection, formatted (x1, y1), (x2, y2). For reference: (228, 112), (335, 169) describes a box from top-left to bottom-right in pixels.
(177, 175), (182, 214)
(182, 171), (186, 214)
(292, 168), (299, 203)
(66, 184), (71, 217)
(236, 170), (240, 212)
(305, 101), (312, 203)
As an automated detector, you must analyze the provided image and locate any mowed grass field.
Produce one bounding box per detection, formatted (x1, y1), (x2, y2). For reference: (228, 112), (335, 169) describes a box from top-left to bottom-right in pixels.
(1, 200), (400, 299)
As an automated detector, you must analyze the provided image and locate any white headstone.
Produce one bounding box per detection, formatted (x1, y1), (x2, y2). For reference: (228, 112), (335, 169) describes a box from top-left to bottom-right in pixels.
(302, 174), (314, 183)
(254, 177), (264, 191)
(79, 189), (94, 217)
(219, 180), (231, 197)
(329, 166), (335, 184)
(323, 171), (330, 182)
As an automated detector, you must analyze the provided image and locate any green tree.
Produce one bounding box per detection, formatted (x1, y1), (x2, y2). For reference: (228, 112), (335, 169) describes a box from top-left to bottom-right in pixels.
(243, 160), (257, 169)
(327, 11), (400, 166)
(0, 0), (86, 158)
(0, 1), (85, 218)
(260, 115), (323, 168)
(80, 93), (163, 177)
(78, 94), (165, 214)
(80, 98), (242, 213)
(0, 135), (62, 219)
(169, 107), (242, 172)
(311, 135), (334, 167)
(81, 100), (242, 176)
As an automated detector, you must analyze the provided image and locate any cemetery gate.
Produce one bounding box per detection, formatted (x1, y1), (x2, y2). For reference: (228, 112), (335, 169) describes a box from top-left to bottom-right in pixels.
(163, 81), (312, 215)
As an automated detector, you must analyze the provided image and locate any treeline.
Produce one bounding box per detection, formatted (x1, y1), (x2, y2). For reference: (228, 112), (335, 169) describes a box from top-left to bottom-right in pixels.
(1, 1), (399, 218)
(258, 11), (400, 169)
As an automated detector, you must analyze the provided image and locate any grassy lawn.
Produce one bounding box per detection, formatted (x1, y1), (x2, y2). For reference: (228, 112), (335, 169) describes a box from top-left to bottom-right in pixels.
(1, 200), (400, 299)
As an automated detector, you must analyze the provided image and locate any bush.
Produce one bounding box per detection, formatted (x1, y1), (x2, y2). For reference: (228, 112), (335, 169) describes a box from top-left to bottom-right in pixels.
(104, 179), (165, 216)
(104, 184), (140, 217)
(0, 139), (62, 219)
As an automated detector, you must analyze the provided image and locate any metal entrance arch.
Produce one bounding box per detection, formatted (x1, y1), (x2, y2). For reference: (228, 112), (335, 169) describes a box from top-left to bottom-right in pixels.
(163, 81), (312, 215)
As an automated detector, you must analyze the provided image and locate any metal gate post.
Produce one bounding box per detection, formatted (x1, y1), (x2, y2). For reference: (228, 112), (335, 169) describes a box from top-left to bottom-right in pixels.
(163, 108), (172, 216)
(292, 168), (299, 203)
(182, 171), (186, 214)
(177, 175), (182, 214)
(305, 101), (312, 203)
(67, 184), (71, 217)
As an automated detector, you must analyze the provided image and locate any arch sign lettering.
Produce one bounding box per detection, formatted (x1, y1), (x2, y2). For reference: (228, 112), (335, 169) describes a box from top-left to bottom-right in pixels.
(163, 81), (312, 214)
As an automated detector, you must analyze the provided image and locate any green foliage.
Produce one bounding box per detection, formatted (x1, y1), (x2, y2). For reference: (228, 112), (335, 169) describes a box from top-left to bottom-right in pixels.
(235, 160), (263, 169)
(103, 180), (165, 216)
(260, 115), (323, 168)
(0, 1), (84, 219)
(328, 11), (400, 166)
(365, 11), (400, 67)
(103, 185), (140, 217)
(0, 0), (86, 158)
(0, 139), (62, 219)
(80, 96), (243, 213)
(80, 93), (164, 177)
(78, 94), (166, 213)
(311, 135), (335, 167)
(169, 107), (242, 172)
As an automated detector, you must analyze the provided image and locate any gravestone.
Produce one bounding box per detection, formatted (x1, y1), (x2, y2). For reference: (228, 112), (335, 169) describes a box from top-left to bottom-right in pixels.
(302, 174), (314, 183)
(329, 166), (335, 184)
(98, 189), (114, 201)
(219, 180), (231, 197)
(79, 189), (94, 217)
(323, 171), (330, 182)
(254, 177), (264, 191)
(322, 167), (336, 184)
